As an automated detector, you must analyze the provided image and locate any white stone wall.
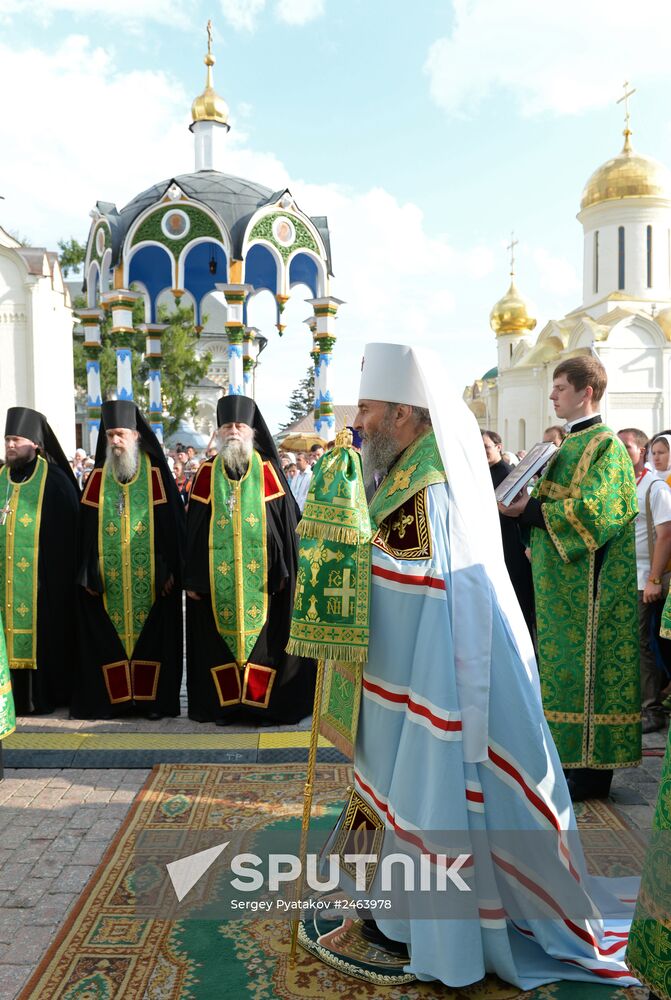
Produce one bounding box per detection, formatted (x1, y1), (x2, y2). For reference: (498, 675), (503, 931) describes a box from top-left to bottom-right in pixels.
(0, 247), (75, 456)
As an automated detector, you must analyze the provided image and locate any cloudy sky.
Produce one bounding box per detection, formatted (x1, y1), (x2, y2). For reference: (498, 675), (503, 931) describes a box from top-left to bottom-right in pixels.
(3, 0), (671, 430)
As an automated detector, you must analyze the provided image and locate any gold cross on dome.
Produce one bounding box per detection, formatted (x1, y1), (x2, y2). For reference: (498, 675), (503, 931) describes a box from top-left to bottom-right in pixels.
(207, 19), (213, 55)
(507, 232), (519, 277)
(617, 80), (636, 134)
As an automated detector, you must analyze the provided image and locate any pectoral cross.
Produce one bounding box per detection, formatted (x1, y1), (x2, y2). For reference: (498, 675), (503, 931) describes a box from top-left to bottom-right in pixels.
(117, 491), (125, 517)
(226, 492), (237, 515)
(0, 504), (10, 527)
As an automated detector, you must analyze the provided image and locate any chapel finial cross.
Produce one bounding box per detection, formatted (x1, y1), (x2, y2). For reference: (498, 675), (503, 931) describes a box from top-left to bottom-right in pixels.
(207, 19), (213, 56)
(507, 232), (518, 277)
(617, 80), (636, 138)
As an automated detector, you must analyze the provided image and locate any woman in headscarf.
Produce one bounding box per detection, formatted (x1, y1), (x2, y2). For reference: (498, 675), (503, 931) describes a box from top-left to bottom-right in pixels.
(650, 432), (671, 485)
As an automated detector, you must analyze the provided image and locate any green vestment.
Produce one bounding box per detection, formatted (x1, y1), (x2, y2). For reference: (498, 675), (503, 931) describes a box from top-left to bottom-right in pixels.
(0, 610), (16, 739)
(626, 728), (671, 998)
(530, 422), (641, 769)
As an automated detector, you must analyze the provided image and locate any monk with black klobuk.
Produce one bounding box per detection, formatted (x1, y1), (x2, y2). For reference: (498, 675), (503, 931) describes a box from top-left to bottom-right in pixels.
(71, 400), (184, 719)
(0, 407), (79, 713)
(184, 395), (315, 724)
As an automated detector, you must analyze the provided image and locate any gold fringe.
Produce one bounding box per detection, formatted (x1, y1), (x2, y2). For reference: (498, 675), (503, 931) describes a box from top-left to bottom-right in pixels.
(286, 638), (368, 663)
(297, 520), (360, 545)
(318, 719), (355, 760)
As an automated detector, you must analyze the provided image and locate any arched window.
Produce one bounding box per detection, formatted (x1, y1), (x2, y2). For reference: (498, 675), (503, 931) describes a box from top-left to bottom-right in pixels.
(593, 230), (599, 293)
(618, 226), (625, 290)
(647, 225), (653, 288)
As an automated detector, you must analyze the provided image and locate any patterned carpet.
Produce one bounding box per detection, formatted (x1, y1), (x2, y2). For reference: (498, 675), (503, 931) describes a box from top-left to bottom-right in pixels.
(18, 763), (650, 999)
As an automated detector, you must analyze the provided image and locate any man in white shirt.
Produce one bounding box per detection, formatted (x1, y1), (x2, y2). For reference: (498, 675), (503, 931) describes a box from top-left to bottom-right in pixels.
(290, 451), (312, 512)
(619, 428), (671, 734)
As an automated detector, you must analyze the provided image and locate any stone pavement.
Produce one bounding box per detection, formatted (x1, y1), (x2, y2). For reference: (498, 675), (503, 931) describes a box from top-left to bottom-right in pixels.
(0, 714), (667, 1000)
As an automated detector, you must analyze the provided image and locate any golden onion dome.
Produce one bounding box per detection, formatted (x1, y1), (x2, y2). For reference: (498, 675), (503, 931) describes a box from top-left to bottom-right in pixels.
(489, 279), (537, 336)
(655, 306), (671, 342)
(580, 133), (671, 211)
(191, 54), (229, 126)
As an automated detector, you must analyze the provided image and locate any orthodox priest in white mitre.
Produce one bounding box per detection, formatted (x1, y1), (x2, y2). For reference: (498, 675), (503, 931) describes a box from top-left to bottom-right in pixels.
(310, 344), (640, 990)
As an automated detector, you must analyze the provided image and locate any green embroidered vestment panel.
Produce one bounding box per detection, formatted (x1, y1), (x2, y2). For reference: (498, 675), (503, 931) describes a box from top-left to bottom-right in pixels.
(0, 457), (47, 669)
(99, 453), (155, 658)
(530, 424), (640, 769)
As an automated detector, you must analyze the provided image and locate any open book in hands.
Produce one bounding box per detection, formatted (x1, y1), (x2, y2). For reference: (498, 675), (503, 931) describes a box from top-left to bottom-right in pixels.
(494, 442), (558, 507)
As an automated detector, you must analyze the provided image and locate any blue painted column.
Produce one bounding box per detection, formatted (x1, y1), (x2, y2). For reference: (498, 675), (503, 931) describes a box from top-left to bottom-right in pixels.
(101, 290), (141, 400)
(216, 283), (253, 395)
(140, 323), (168, 442)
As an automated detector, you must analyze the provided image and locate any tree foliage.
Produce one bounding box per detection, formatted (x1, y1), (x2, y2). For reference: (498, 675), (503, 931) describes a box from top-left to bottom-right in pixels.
(72, 296), (211, 437)
(62, 236), (211, 435)
(58, 237), (86, 277)
(280, 366), (315, 430)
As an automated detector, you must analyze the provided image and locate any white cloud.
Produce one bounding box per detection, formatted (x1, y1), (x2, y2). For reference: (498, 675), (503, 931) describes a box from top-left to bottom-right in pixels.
(1, 34), (580, 431)
(532, 247), (580, 297)
(220, 0), (266, 32)
(0, 0), (189, 27)
(425, 0), (671, 117)
(220, 0), (325, 31)
(275, 0), (324, 25)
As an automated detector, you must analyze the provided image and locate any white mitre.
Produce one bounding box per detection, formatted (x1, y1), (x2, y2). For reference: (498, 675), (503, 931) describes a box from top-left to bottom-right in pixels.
(359, 343), (428, 408)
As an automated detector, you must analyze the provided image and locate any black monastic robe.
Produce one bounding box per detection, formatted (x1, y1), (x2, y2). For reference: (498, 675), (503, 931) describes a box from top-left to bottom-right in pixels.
(70, 453), (184, 719)
(3, 457), (79, 713)
(184, 455), (316, 724)
(490, 459), (535, 634)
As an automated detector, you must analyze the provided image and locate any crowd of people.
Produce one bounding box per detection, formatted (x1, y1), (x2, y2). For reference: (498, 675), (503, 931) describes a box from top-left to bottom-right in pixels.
(1, 349), (670, 995)
(64, 437), (330, 512)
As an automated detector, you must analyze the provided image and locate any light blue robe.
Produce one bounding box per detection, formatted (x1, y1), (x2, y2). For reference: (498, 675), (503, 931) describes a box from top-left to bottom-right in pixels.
(355, 482), (639, 989)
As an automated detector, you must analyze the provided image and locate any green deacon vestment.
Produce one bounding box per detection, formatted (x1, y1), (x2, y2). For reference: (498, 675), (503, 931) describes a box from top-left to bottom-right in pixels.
(530, 422), (641, 769)
(626, 727), (671, 998)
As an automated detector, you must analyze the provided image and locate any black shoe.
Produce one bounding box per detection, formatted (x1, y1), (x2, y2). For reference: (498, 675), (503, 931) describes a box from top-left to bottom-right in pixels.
(567, 768), (613, 802)
(146, 711), (162, 721)
(642, 711), (666, 734)
(360, 919), (409, 958)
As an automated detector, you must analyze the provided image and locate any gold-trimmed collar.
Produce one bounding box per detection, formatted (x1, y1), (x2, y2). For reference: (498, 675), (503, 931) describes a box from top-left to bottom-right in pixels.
(368, 430), (446, 529)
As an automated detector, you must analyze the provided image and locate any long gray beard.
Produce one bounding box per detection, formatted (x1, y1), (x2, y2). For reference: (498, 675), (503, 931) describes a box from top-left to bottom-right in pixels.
(361, 423), (401, 489)
(107, 442), (139, 483)
(220, 438), (253, 477)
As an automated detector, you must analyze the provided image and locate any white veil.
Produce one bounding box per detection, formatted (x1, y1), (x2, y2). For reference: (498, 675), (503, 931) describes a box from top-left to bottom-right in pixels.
(360, 343), (540, 763)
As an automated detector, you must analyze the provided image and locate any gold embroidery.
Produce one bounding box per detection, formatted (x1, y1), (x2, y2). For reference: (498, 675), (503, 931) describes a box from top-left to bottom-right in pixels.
(16, 558), (29, 572)
(245, 513), (259, 528)
(387, 464), (418, 497)
(18, 514), (33, 528)
(564, 499), (598, 551)
(392, 511), (414, 539)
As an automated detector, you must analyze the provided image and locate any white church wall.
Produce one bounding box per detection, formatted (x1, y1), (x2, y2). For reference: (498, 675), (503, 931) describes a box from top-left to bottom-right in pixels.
(580, 200), (671, 311)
